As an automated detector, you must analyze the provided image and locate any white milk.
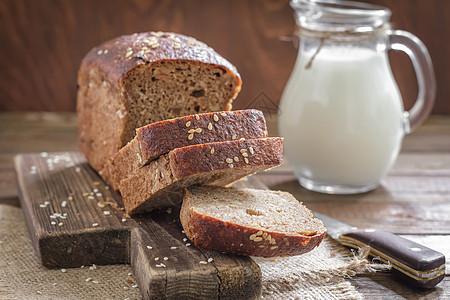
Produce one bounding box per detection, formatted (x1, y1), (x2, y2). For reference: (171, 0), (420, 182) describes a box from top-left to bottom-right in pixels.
(279, 47), (406, 187)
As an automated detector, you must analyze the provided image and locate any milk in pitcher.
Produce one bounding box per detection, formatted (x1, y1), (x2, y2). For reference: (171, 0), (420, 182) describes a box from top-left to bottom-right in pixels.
(279, 47), (406, 189)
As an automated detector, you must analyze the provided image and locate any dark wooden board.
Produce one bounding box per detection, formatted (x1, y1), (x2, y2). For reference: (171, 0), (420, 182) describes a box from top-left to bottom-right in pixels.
(14, 151), (261, 300)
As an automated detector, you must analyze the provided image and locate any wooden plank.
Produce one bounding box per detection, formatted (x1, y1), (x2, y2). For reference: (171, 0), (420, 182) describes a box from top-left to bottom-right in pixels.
(14, 151), (261, 299)
(132, 210), (261, 300)
(352, 274), (450, 299)
(15, 152), (133, 267)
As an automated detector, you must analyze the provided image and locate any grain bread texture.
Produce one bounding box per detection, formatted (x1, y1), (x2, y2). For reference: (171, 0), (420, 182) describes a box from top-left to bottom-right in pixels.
(101, 109), (268, 191)
(180, 186), (326, 257)
(77, 31), (242, 171)
(119, 137), (283, 215)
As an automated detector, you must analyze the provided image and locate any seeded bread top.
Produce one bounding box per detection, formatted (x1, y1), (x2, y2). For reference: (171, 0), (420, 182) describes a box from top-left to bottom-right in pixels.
(80, 31), (242, 87)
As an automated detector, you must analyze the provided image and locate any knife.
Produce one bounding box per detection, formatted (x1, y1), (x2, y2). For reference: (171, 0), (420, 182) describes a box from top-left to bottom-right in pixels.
(313, 212), (446, 288)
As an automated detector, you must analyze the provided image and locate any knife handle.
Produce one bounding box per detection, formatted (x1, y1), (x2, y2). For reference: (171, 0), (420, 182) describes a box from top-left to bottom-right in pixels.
(339, 229), (446, 288)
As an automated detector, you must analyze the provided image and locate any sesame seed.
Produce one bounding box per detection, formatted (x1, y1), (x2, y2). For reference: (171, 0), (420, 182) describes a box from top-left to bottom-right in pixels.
(92, 280), (99, 284)
(263, 232), (268, 239)
(37, 291), (43, 295)
(249, 147), (255, 155)
(259, 245), (265, 248)
(123, 287), (129, 291)
(151, 43), (159, 49)
(92, 223), (99, 227)
(83, 193), (89, 197)
(240, 138), (246, 140)
(254, 237), (263, 242)
(97, 202), (105, 208)
(67, 196), (73, 201)
(103, 211), (111, 215)
(213, 114), (219, 122)
(88, 196), (95, 200)
(232, 134), (237, 140)
(242, 152), (248, 157)
(61, 268), (67, 273)
(183, 238), (188, 242)
(128, 272), (133, 276)
(208, 258), (213, 263)
(188, 133), (194, 140)
(163, 257), (169, 260)
(240, 149), (247, 153)
(195, 114), (200, 120)
(86, 277), (92, 282)
(160, 263), (166, 268)
(132, 284), (139, 288)
(249, 234), (256, 240)
(122, 218), (127, 222)
(39, 204), (47, 208)
(126, 50), (133, 58)
(75, 167), (81, 173)
(228, 164), (234, 168)
(173, 43), (181, 50)
(208, 122), (213, 130)
(96, 193), (102, 197)
(220, 112), (227, 117)
(234, 156), (239, 162)
(155, 257), (159, 261)
(199, 261), (208, 265)
(147, 245), (153, 249)
(104, 49), (108, 54)
(97, 50), (103, 55)
(170, 246), (177, 249)
(58, 222), (64, 227)
(226, 158), (233, 164)
(188, 129), (195, 133)
(244, 158), (249, 164)
(186, 243), (191, 246)
(186, 121), (191, 127)
(195, 128), (202, 133)
(270, 246), (278, 250)
(256, 230), (263, 236)
(210, 147), (215, 154)
(93, 188), (99, 193)
(51, 221), (56, 225)
(61, 201), (67, 208)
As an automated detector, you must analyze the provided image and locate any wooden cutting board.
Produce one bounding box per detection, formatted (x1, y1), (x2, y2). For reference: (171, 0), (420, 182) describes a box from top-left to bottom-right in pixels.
(14, 151), (261, 300)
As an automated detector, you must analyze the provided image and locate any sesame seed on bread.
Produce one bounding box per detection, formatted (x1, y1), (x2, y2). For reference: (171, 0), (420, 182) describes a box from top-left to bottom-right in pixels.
(180, 186), (327, 257)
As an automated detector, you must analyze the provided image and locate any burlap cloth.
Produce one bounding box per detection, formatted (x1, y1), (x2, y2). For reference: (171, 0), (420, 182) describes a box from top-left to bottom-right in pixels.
(0, 204), (384, 299)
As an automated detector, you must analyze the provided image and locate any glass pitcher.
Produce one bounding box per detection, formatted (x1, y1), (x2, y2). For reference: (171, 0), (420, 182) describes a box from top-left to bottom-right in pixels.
(279, 0), (436, 194)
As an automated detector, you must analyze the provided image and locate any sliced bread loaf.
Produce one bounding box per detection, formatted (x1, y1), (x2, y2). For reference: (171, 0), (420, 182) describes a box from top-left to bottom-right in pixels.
(101, 109), (268, 191)
(77, 31), (242, 172)
(119, 137), (283, 215)
(180, 186), (326, 257)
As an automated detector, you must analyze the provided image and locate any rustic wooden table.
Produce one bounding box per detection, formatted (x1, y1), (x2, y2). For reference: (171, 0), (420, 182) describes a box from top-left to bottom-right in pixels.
(1, 112), (449, 299)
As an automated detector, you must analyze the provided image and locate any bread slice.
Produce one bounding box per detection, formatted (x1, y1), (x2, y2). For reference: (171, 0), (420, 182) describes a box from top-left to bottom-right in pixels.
(119, 137), (283, 215)
(180, 186), (326, 257)
(101, 109), (268, 191)
(77, 31), (242, 171)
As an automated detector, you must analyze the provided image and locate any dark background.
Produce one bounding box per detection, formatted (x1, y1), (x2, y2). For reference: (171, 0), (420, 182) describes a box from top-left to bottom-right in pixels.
(0, 0), (448, 114)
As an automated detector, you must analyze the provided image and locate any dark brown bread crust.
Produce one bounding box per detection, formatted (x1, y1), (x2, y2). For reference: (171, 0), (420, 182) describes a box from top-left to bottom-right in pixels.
(119, 138), (283, 215)
(101, 109), (268, 191)
(180, 188), (326, 258)
(77, 31), (242, 172)
(80, 32), (241, 87)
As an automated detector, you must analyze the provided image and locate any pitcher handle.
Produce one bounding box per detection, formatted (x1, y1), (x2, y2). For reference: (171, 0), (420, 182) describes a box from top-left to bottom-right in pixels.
(388, 30), (436, 134)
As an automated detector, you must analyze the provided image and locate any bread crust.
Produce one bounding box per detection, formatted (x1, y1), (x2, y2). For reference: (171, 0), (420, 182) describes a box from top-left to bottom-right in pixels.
(119, 138), (283, 215)
(101, 109), (268, 191)
(77, 31), (242, 171)
(180, 188), (326, 258)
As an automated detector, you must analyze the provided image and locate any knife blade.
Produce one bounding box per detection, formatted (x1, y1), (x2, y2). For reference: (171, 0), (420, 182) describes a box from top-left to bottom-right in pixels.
(313, 211), (446, 288)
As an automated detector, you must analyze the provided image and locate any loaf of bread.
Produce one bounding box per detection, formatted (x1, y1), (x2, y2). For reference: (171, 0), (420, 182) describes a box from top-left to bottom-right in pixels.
(101, 109), (268, 191)
(120, 138), (283, 215)
(180, 186), (326, 257)
(77, 31), (242, 172)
